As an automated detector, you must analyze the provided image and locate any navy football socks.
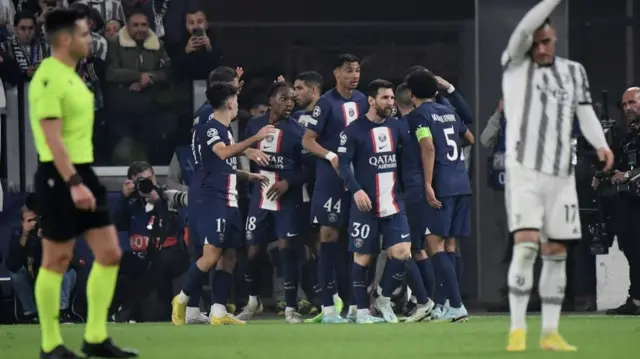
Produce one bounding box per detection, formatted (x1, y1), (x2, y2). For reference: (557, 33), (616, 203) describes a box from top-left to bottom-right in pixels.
(405, 259), (429, 304)
(447, 252), (463, 283)
(415, 258), (436, 299)
(351, 262), (369, 309)
(244, 258), (262, 297)
(183, 263), (208, 299)
(381, 258), (405, 297)
(279, 248), (299, 308)
(319, 242), (339, 307)
(212, 270), (232, 306)
(432, 252), (462, 308)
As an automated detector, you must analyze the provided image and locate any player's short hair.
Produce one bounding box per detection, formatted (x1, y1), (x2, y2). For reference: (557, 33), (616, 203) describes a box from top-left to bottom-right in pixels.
(395, 83), (412, 107)
(127, 161), (154, 179)
(186, 8), (206, 16)
(536, 17), (552, 31)
(367, 79), (394, 98)
(268, 81), (292, 99)
(44, 8), (85, 41)
(405, 71), (438, 99)
(294, 71), (323, 91)
(207, 81), (238, 110)
(13, 10), (36, 27)
(333, 53), (360, 70)
(403, 65), (432, 82)
(208, 66), (237, 85)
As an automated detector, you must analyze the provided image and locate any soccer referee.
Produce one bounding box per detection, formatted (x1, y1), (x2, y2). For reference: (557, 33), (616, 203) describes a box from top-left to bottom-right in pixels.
(29, 9), (137, 359)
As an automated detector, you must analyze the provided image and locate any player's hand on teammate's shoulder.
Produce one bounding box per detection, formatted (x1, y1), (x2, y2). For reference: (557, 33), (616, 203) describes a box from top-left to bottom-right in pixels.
(266, 179), (289, 200)
(247, 148), (270, 167)
(597, 147), (615, 172)
(255, 125), (276, 140)
(425, 184), (442, 209)
(122, 180), (135, 197)
(71, 183), (97, 211)
(353, 190), (372, 212)
(249, 173), (270, 188)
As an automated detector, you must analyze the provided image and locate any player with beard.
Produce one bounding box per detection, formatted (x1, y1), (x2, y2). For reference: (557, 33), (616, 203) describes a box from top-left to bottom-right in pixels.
(338, 79), (434, 323)
(302, 54), (368, 323)
(237, 82), (312, 323)
(292, 71), (324, 311)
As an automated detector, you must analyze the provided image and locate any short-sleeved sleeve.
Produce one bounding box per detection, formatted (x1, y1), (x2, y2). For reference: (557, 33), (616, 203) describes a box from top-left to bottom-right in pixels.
(305, 97), (331, 135)
(31, 76), (64, 120)
(407, 110), (432, 142)
(575, 63), (593, 105)
(205, 123), (226, 148)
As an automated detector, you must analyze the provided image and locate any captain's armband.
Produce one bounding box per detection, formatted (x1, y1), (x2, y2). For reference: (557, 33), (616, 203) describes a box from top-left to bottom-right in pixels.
(415, 127), (432, 141)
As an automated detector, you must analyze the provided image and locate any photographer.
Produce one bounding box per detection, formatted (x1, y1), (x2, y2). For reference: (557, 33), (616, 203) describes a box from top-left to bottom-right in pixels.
(112, 161), (189, 322)
(6, 204), (77, 323)
(595, 87), (640, 315)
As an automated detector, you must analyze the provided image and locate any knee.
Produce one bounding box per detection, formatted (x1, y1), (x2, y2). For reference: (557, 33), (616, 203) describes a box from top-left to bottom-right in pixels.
(388, 243), (412, 261)
(320, 227), (340, 243)
(43, 250), (74, 271)
(541, 241), (567, 257)
(426, 235), (445, 254)
(96, 246), (122, 266)
(353, 253), (371, 267)
(412, 249), (427, 261)
(218, 250), (237, 272)
(445, 238), (457, 253)
(512, 241), (540, 264)
(247, 245), (260, 260)
(513, 230), (539, 245)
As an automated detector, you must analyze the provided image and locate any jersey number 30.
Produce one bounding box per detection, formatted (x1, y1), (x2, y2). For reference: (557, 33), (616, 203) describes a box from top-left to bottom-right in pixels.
(444, 127), (464, 162)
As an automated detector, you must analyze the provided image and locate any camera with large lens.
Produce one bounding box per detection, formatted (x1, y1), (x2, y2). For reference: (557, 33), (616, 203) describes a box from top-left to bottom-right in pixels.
(134, 177), (155, 196)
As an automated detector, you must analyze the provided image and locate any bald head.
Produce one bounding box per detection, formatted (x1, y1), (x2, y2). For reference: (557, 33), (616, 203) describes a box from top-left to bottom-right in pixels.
(622, 87), (640, 123)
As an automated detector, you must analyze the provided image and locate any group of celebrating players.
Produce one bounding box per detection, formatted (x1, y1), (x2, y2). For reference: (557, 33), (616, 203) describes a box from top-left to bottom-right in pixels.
(170, 53), (474, 326)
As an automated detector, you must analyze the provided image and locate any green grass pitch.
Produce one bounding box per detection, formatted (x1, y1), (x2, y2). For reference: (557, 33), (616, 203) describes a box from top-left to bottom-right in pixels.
(1, 315), (639, 358)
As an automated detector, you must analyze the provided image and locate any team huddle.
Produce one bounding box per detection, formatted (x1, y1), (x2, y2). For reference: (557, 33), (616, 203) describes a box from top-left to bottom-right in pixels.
(170, 54), (473, 326)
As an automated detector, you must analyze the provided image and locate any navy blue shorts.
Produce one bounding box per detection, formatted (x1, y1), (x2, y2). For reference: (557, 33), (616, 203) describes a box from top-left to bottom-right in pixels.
(244, 203), (303, 245)
(309, 189), (350, 229)
(419, 195), (471, 238)
(348, 206), (411, 254)
(188, 201), (243, 249)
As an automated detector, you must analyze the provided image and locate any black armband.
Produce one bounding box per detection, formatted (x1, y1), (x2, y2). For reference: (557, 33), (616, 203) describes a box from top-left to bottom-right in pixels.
(66, 173), (83, 187)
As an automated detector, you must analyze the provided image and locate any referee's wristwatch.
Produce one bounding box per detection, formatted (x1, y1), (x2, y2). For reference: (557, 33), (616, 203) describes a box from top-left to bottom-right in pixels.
(67, 173), (83, 187)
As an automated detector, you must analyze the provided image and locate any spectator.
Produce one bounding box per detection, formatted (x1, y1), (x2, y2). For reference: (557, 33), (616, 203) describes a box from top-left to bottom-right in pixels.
(105, 9), (171, 164)
(122, 0), (169, 38)
(169, 9), (220, 81)
(0, 0), (16, 40)
(72, 2), (109, 163)
(103, 18), (120, 39)
(6, 205), (77, 323)
(0, 10), (48, 83)
(76, 0), (125, 25)
(28, 0), (68, 28)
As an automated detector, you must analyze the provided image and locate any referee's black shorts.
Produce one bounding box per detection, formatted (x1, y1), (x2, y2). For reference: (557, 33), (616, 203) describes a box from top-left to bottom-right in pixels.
(34, 162), (112, 242)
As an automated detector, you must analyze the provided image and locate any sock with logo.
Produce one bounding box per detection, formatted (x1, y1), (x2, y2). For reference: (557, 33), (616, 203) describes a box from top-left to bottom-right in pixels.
(84, 262), (119, 344)
(319, 242), (339, 307)
(351, 262), (369, 309)
(244, 257), (262, 297)
(431, 252), (462, 308)
(35, 268), (64, 352)
(507, 242), (538, 331)
(540, 253), (567, 334)
(301, 256), (319, 302)
(279, 247), (299, 309)
(381, 258), (405, 298)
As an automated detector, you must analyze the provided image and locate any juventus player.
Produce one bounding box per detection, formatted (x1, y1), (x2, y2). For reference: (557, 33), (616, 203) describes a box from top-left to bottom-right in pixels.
(502, 0), (613, 352)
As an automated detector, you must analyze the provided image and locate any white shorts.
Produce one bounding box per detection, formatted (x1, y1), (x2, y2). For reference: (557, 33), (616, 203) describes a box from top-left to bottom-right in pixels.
(505, 162), (581, 240)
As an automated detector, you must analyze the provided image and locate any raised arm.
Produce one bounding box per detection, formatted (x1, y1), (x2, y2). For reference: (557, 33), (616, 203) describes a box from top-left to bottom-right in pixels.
(502, 0), (564, 68)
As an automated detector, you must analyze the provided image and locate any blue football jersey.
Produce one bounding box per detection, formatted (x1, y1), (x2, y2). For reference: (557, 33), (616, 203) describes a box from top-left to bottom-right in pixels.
(306, 89), (368, 192)
(406, 102), (471, 198)
(245, 114), (311, 211)
(193, 102), (213, 126)
(291, 109), (316, 202)
(338, 116), (409, 218)
(190, 118), (238, 207)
